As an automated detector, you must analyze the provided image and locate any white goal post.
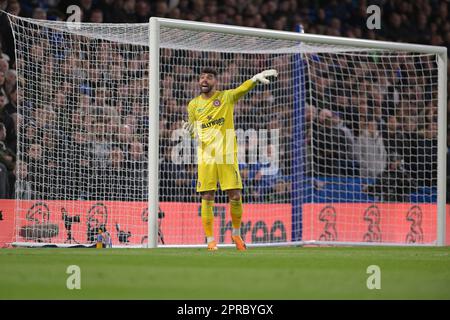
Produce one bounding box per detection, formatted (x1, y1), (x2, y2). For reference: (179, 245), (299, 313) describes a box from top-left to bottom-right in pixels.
(6, 13), (447, 248)
(148, 17), (446, 247)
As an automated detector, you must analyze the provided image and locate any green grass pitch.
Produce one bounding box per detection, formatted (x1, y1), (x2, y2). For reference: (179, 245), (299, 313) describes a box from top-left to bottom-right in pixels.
(0, 246), (449, 299)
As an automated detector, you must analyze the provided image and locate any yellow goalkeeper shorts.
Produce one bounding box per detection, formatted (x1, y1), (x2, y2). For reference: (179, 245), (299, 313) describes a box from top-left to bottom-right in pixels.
(197, 160), (243, 192)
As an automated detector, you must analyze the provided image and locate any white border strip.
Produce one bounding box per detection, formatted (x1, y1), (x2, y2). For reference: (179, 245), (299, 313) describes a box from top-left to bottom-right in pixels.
(12, 240), (436, 248)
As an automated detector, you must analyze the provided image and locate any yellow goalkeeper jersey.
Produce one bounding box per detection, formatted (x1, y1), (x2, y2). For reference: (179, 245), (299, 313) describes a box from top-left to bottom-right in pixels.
(187, 79), (256, 164)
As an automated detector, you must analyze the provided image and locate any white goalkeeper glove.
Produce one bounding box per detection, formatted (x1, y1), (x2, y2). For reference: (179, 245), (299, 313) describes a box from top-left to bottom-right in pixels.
(182, 120), (195, 137)
(251, 69), (278, 84)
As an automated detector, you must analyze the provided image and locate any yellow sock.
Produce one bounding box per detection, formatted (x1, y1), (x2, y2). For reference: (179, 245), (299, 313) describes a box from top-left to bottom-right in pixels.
(230, 198), (243, 232)
(201, 199), (215, 240)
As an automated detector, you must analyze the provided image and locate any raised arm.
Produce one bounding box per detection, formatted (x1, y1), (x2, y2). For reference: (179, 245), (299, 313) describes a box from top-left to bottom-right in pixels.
(228, 69), (278, 103)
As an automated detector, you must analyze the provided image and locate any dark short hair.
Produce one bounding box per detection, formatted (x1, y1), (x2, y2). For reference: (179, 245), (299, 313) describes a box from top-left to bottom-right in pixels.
(200, 67), (217, 77)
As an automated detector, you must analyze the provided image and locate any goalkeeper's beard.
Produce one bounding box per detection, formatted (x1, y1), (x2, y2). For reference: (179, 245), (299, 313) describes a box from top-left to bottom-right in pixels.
(200, 84), (213, 94)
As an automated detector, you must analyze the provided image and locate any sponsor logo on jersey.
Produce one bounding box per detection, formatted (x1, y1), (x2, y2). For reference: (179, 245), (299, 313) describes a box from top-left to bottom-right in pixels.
(202, 117), (225, 129)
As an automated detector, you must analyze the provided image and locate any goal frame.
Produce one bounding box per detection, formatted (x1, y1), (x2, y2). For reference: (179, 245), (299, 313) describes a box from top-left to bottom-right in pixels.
(148, 17), (447, 248)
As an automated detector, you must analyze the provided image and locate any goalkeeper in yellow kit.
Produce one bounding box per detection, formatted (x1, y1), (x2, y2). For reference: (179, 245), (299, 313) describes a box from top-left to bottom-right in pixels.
(183, 67), (278, 251)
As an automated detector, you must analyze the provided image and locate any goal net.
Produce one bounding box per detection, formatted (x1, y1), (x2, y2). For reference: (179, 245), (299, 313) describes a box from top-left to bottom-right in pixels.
(7, 14), (446, 247)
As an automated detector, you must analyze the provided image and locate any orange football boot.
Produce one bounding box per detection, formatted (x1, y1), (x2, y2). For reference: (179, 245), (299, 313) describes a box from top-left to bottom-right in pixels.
(231, 235), (247, 251)
(207, 240), (218, 251)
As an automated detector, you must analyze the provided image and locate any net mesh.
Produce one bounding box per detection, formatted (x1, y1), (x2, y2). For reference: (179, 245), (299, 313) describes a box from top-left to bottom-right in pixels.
(304, 51), (438, 244)
(8, 14), (440, 247)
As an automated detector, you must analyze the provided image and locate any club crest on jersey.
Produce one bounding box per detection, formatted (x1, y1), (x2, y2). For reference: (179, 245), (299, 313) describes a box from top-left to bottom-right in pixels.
(213, 99), (221, 107)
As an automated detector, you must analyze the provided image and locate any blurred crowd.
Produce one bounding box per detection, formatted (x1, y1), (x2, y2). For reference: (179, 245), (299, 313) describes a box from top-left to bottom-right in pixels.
(0, 0), (448, 203)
